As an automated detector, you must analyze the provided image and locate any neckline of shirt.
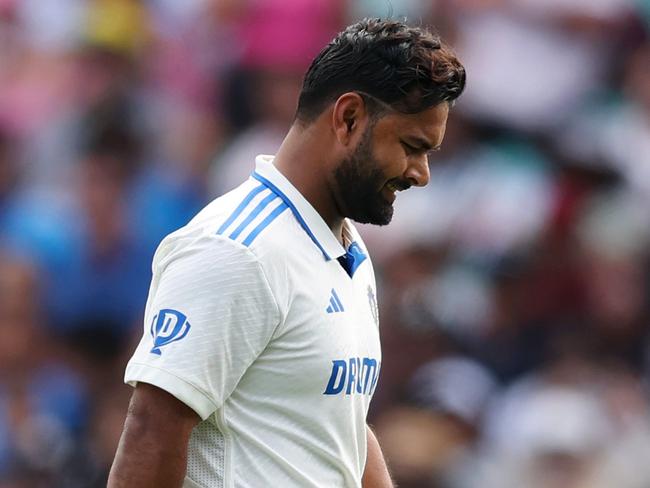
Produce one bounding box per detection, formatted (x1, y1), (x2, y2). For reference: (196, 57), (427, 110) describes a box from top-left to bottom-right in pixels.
(252, 155), (347, 261)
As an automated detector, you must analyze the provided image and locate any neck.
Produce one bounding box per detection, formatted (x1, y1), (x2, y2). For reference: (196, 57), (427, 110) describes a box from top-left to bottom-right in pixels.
(273, 124), (345, 243)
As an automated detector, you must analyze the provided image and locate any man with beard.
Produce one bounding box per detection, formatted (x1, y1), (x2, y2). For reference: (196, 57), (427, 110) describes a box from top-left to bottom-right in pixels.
(109, 18), (465, 488)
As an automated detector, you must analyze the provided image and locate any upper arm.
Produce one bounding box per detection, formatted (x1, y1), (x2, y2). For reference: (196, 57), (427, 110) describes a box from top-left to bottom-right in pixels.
(125, 233), (281, 419)
(124, 382), (200, 438)
(108, 382), (200, 487)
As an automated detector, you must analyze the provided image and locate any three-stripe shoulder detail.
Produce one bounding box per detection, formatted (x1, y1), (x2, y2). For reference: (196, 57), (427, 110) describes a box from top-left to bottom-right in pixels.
(216, 184), (288, 246)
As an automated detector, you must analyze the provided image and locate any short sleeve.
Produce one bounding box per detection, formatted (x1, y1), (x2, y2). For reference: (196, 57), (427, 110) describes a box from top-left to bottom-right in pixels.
(125, 233), (280, 420)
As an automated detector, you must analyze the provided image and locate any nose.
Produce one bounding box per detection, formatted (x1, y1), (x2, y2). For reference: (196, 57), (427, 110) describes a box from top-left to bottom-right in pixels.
(404, 154), (430, 187)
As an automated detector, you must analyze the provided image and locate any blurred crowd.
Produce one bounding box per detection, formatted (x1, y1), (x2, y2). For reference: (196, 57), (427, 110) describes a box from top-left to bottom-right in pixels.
(0, 0), (648, 487)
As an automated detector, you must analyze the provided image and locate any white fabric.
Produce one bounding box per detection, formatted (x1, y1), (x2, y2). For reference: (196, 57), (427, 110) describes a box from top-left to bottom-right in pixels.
(125, 156), (381, 487)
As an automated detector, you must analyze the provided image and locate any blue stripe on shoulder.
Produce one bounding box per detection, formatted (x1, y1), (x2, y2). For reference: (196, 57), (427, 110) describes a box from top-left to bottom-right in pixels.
(251, 172), (330, 260)
(242, 201), (289, 246)
(229, 192), (278, 240)
(216, 184), (266, 236)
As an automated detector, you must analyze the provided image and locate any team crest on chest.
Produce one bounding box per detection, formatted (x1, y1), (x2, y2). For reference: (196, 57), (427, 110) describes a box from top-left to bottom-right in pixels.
(367, 286), (379, 327)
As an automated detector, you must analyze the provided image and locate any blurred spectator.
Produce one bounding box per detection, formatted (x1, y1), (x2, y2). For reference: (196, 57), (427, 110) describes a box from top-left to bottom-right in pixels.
(557, 42), (650, 196)
(452, 0), (639, 132)
(374, 356), (497, 488)
(446, 356), (650, 488)
(0, 2), (649, 486)
(0, 253), (88, 484)
(210, 0), (344, 195)
(45, 105), (202, 363)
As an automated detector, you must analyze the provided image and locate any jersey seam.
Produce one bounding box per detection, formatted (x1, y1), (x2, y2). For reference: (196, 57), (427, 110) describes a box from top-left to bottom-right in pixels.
(128, 361), (219, 413)
(215, 406), (233, 488)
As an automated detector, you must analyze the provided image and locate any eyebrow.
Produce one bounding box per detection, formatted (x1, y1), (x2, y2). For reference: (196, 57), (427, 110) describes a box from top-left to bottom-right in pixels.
(406, 136), (441, 152)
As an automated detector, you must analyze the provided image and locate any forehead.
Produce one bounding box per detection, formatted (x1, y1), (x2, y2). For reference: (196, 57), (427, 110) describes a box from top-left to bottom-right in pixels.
(373, 103), (450, 145)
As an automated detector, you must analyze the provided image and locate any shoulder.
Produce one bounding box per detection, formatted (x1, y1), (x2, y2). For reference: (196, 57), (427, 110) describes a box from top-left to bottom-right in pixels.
(197, 177), (307, 268)
(152, 180), (274, 276)
(151, 180), (301, 291)
(147, 214), (283, 324)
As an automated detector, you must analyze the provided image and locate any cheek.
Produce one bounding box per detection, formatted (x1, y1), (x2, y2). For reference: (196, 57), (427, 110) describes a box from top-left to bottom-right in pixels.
(373, 144), (407, 175)
(368, 137), (397, 161)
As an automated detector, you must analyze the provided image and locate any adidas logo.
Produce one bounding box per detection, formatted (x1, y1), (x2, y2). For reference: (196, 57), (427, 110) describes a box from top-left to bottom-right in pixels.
(326, 288), (345, 314)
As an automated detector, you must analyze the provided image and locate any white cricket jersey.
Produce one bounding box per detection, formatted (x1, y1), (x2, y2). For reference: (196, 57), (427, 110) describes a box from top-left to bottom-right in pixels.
(125, 155), (382, 488)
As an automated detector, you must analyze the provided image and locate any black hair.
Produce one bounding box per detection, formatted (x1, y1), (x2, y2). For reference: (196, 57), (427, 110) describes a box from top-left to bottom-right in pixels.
(296, 18), (466, 123)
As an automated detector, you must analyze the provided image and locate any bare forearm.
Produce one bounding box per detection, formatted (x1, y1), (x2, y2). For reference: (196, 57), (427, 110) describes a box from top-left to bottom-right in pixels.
(362, 425), (394, 488)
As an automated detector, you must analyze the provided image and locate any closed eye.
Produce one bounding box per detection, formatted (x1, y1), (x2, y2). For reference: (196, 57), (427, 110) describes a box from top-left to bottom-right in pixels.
(402, 139), (441, 155)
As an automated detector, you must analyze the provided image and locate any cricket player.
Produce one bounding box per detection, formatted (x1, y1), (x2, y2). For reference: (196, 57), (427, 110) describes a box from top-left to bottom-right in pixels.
(109, 18), (465, 488)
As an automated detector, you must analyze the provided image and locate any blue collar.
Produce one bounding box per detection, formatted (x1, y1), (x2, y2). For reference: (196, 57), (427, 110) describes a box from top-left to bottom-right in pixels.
(337, 242), (368, 277)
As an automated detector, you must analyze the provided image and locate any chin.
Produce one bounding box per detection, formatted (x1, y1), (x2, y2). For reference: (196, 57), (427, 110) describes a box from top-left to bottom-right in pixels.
(350, 204), (393, 226)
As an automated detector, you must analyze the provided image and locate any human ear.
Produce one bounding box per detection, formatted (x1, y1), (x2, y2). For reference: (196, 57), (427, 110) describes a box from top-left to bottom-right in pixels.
(331, 92), (366, 146)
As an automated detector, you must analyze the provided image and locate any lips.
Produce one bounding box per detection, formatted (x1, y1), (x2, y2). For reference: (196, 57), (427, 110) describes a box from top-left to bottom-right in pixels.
(382, 180), (411, 203)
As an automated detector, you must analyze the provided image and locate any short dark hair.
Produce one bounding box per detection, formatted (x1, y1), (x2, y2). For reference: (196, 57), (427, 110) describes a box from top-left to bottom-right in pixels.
(295, 18), (466, 123)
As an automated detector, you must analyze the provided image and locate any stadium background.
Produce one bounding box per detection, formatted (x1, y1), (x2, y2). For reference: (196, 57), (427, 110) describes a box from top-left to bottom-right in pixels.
(0, 0), (649, 486)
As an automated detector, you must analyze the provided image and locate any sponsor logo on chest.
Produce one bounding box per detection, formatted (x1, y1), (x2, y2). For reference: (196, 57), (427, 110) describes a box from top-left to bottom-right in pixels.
(323, 357), (381, 396)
